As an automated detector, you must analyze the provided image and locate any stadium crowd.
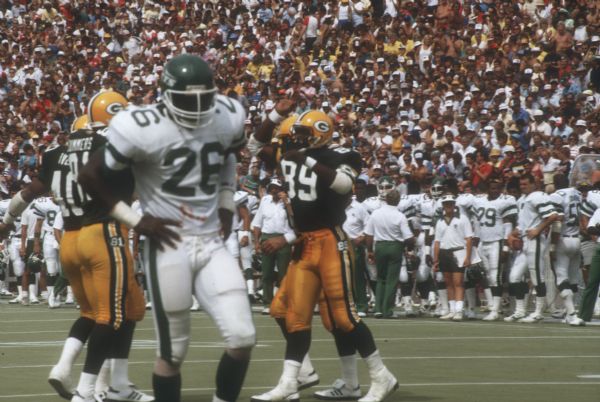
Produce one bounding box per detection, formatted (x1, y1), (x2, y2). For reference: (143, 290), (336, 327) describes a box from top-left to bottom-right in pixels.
(1, 0), (600, 321)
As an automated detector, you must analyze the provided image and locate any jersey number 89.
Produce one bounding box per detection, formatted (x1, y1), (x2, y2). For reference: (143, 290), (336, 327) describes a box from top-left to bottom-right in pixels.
(281, 160), (317, 201)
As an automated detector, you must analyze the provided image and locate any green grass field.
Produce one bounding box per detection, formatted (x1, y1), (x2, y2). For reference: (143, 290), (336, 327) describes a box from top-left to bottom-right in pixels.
(1, 305), (599, 402)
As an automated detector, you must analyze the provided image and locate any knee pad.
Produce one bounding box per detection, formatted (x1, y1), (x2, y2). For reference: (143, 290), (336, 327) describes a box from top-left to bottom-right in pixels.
(557, 280), (571, 292)
(398, 268), (409, 283)
(163, 310), (191, 366)
(224, 316), (256, 350)
(559, 288), (573, 298)
(12, 261), (25, 277)
(435, 271), (444, 283)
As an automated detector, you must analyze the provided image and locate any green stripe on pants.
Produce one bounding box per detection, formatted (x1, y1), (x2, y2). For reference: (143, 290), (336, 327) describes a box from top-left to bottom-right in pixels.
(374, 241), (404, 317)
(147, 240), (172, 363)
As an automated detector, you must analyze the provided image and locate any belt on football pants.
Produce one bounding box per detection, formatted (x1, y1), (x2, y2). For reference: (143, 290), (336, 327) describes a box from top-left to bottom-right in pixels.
(562, 235), (579, 238)
(441, 247), (464, 252)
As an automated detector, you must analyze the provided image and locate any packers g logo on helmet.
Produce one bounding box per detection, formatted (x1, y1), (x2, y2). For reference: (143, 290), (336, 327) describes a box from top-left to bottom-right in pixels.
(70, 115), (89, 132)
(87, 91), (128, 128)
(291, 110), (334, 149)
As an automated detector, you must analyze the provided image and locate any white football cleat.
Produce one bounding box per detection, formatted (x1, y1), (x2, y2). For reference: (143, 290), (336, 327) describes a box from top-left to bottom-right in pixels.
(357, 311), (367, 318)
(69, 391), (95, 402)
(464, 309), (476, 320)
(314, 379), (361, 400)
(518, 313), (544, 323)
(65, 296), (75, 305)
(452, 311), (464, 321)
(358, 369), (398, 402)
(145, 302), (152, 310)
(439, 311), (454, 320)
(482, 311), (500, 321)
(48, 364), (74, 400)
(261, 307), (271, 315)
(251, 378), (298, 402)
(564, 314), (585, 327)
(30, 296), (40, 304)
(105, 386), (154, 401)
(8, 295), (22, 304)
(0, 288), (13, 296)
(48, 295), (61, 309)
(298, 370), (319, 390)
(503, 312), (526, 322)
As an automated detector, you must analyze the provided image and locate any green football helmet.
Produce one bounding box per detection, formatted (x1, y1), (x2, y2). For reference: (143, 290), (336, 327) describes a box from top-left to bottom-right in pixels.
(27, 253), (44, 274)
(160, 54), (217, 129)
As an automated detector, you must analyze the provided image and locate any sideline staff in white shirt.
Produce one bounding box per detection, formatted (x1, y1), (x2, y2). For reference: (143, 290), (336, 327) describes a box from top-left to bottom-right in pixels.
(433, 195), (473, 321)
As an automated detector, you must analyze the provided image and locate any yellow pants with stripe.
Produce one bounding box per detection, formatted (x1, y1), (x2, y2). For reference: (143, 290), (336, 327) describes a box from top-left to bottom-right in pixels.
(60, 230), (94, 321)
(77, 221), (145, 329)
(271, 227), (361, 333)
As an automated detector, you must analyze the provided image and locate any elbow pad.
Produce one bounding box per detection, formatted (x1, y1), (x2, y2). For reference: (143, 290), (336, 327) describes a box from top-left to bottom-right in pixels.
(329, 172), (353, 194)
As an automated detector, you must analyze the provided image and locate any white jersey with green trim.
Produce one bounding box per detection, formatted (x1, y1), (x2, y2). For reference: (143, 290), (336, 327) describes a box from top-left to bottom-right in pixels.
(31, 197), (61, 233)
(581, 189), (600, 218)
(363, 196), (383, 214)
(517, 191), (556, 233)
(398, 194), (422, 231)
(549, 187), (581, 237)
(104, 95), (246, 236)
(471, 194), (518, 242)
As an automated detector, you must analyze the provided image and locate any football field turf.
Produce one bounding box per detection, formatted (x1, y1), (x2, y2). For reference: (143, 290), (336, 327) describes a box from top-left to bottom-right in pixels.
(1, 305), (599, 402)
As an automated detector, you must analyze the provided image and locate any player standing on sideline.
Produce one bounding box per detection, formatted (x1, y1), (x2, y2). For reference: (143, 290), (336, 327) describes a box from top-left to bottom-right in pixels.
(78, 54), (256, 402)
(470, 180), (518, 321)
(248, 108), (398, 402)
(548, 174), (586, 326)
(505, 174), (559, 323)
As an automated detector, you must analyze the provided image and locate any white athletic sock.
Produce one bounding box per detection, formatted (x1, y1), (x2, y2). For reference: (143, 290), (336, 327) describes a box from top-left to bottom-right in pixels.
(534, 297), (545, 315)
(67, 286), (74, 299)
(95, 360), (110, 393)
(299, 354), (314, 377)
(212, 395), (227, 402)
(560, 289), (576, 315)
(340, 354), (359, 389)
(281, 360), (301, 382)
(246, 279), (254, 295)
(28, 284), (36, 298)
(438, 289), (448, 311)
(492, 296), (502, 313)
(110, 358), (130, 390)
(22, 290), (28, 299)
(56, 337), (84, 369)
(76, 372), (97, 398)
(449, 300), (456, 313)
(455, 300), (464, 313)
(515, 299), (526, 315)
(17, 285), (23, 297)
(465, 288), (477, 310)
(484, 288), (493, 307)
(364, 350), (385, 379)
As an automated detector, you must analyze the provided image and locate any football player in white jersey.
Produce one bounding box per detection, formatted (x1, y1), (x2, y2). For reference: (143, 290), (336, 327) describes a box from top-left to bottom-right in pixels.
(362, 176), (391, 214)
(79, 54), (256, 402)
(505, 174), (559, 323)
(548, 174), (585, 326)
(471, 180), (518, 321)
(32, 197), (61, 308)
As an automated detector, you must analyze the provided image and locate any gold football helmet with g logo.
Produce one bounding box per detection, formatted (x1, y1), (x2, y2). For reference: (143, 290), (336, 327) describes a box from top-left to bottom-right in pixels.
(70, 115), (89, 132)
(291, 110), (334, 149)
(87, 91), (128, 128)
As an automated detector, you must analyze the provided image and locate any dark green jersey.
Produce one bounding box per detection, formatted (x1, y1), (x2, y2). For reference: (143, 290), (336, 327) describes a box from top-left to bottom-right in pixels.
(66, 129), (134, 227)
(280, 146), (362, 232)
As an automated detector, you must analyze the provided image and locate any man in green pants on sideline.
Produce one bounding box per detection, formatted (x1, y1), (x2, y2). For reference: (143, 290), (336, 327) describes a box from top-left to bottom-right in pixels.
(579, 208), (600, 322)
(365, 190), (415, 318)
(343, 179), (370, 316)
(252, 179), (296, 315)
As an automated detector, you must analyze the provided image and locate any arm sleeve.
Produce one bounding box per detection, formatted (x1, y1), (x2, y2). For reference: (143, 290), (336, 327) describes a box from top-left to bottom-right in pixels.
(587, 209), (600, 228)
(220, 153), (237, 193)
(535, 194), (556, 219)
(104, 119), (141, 171)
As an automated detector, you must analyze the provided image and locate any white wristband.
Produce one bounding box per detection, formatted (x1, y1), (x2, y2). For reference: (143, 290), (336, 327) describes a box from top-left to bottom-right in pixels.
(424, 246), (431, 255)
(304, 156), (317, 170)
(268, 109), (286, 124)
(550, 245), (556, 252)
(238, 230), (250, 238)
(110, 201), (142, 229)
(502, 245), (509, 252)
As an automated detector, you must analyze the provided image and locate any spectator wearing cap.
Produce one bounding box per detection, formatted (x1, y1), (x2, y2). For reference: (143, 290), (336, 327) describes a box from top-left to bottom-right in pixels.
(365, 190), (415, 318)
(552, 118), (573, 140)
(574, 119), (591, 145)
(529, 110), (552, 142)
(433, 195), (473, 321)
(251, 179), (295, 315)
